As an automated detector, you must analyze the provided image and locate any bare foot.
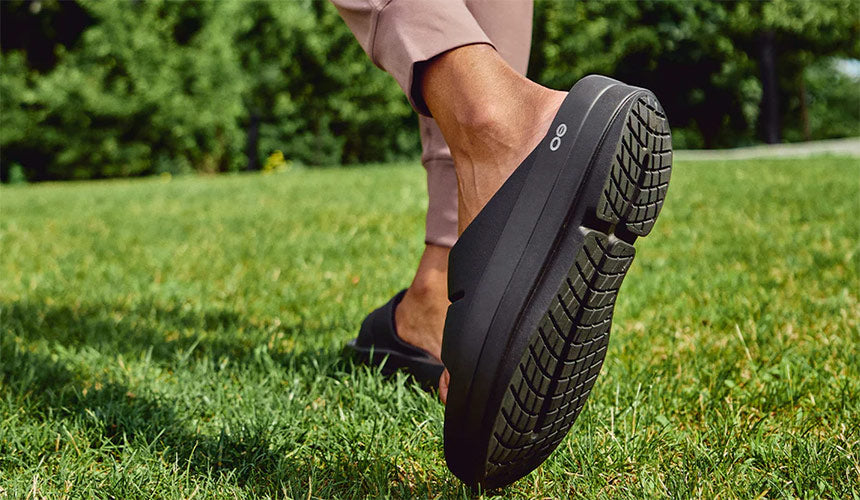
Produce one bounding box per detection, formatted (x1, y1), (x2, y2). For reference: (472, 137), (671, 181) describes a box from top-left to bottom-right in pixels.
(394, 244), (449, 361)
(421, 45), (567, 231)
(410, 45), (570, 402)
(393, 244), (453, 404)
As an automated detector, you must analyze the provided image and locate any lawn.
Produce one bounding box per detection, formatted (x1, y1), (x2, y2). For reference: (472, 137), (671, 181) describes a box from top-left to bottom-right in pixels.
(1, 157), (858, 499)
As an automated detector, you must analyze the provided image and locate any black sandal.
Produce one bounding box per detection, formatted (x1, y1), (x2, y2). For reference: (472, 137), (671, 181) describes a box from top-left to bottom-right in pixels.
(441, 75), (673, 489)
(347, 290), (445, 388)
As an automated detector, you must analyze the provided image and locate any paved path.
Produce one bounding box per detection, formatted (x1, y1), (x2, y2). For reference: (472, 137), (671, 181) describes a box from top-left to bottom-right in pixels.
(675, 136), (860, 161)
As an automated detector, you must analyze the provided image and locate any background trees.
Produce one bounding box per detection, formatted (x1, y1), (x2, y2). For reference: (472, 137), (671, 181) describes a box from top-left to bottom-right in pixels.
(531, 0), (859, 148)
(1, 0), (857, 181)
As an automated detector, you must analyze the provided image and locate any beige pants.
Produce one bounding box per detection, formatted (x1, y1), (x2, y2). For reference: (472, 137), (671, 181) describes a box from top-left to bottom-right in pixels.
(332, 0), (534, 247)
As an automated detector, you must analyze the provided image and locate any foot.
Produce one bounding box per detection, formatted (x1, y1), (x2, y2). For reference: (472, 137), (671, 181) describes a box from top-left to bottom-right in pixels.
(421, 44), (568, 231)
(399, 78), (566, 403)
(434, 75), (674, 489)
(394, 244), (449, 362)
(420, 45), (568, 403)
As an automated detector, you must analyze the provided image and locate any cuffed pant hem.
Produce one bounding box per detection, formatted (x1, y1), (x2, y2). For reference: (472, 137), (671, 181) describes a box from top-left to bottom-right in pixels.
(373, 0), (493, 116)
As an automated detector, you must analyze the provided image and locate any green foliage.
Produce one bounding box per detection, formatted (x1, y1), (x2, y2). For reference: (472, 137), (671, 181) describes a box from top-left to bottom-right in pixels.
(1, 1), (248, 180)
(530, 0), (859, 148)
(784, 57), (860, 142)
(1, 0), (417, 181)
(1, 158), (858, 497)
(230, 0), (417, 167)
(1, 0), (858, 180)
(724, 0), (860, 142)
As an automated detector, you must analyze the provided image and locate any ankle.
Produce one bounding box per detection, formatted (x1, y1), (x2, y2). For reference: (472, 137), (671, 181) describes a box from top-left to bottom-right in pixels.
(419, 43), (567, 230)
(395, 278), (447, 361)
(404, 275), (448, 315)
(451, 87), (567, 231)
(406, 244), (449, 298)
(452, 87), (563, 158)
(445, 84), (524, 135)
(423, 46), (528, 140)
(408, 277), (442, 298)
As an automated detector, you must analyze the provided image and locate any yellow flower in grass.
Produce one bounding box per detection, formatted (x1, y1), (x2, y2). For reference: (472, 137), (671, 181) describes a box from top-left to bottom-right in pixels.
(263, 150), (291, 173)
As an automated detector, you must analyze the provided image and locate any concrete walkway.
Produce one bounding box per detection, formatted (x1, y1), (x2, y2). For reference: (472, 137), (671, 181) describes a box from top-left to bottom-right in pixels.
(675, 136), (860, 161)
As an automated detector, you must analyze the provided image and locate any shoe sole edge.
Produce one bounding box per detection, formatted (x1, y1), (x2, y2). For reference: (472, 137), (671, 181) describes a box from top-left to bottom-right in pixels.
(480, 93), (672, 489)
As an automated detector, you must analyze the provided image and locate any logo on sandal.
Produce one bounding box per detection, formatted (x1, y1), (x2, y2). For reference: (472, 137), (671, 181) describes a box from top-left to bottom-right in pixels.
(549, 123), (567, 151)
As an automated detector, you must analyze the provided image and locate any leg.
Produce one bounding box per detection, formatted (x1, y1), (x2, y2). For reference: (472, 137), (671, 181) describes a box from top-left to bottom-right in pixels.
(396, 0), (539, 359)
(399, 38), (565, 371)
(420, 45), (566, 230)
(335, 0), (674, 490)
(392, 119), (455, 360)
(334, 0), (536, 365)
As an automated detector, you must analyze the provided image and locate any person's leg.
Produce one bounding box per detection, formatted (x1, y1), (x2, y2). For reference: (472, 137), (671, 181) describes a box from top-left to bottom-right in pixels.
(335, 0), (674, 489)
(333, 0), (536, 364)
(396, 41), (565, 369)
(421, 43), (566, 400)
(421, 45), (567, 231)
(396, 0), (537, 361)
(392, 119), (454, 360)
(417, 0), (535, 238)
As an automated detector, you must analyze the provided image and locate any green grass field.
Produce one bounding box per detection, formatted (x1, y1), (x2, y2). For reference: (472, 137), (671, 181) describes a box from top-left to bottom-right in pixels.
(2, 157), (858, 499)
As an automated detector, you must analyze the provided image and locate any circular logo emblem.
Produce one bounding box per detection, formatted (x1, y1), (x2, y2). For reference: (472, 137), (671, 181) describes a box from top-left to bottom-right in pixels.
(549, 122), (567, 151)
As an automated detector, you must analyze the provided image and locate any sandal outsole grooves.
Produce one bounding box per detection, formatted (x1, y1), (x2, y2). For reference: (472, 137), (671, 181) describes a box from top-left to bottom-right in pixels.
(485, 230), (634, 485)
(597, 94), (673, 236)
(444, 83), (672, 490)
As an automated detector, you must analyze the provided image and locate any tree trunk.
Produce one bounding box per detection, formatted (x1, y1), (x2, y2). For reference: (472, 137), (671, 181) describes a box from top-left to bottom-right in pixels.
(245, 110), (260, 171)
(759, 31), (781, 144)
(798, 71), (811, 141)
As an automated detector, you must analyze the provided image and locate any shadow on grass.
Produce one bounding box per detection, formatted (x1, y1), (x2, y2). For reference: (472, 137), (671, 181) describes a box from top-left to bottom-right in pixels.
(0, 299), (418, 497)
(2, 299), (294, 364)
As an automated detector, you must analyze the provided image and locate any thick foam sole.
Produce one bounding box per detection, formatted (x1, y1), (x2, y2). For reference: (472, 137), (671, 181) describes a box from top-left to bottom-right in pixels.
(443, 81), (672, 489)
(484, 94), (672, 488)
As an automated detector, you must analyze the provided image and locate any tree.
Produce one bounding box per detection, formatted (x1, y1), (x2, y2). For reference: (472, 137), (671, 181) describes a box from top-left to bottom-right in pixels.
(228, 0), (418, 169)
(725, 0), (860, 143)
(530, 0), (859, 148)
(531, 0), (757, 148)
(1, 0), (247, 181)
(1, 0), (419, 181)
(2, 0), (857, 181)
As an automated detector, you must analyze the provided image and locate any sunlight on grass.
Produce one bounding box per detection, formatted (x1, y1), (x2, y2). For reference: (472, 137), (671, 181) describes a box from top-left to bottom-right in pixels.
(1, 158), (858, 498)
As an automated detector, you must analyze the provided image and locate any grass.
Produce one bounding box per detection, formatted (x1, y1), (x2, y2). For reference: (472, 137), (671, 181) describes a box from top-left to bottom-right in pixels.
(1, 157), (858, 499)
